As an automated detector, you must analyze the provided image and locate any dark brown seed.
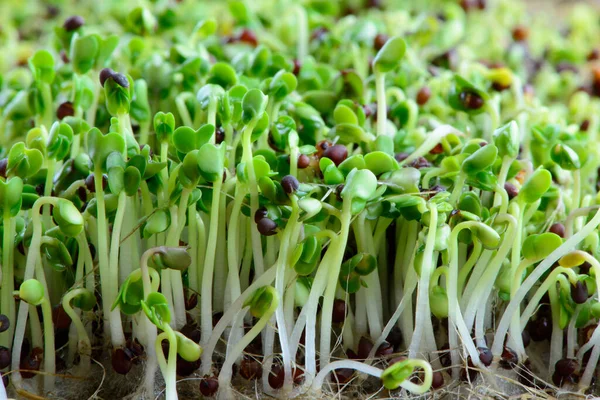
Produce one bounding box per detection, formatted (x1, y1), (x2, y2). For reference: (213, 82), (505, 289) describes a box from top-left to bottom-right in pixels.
(429, 143), (444, 155)
(63, 16), (84, 31)
(254, 208), (268, 224)
(556, 63), (578, 74)
(111, 348), (133, 375)
(386, 326), (402, 350)
(478, 347), (493, 366)
(347, 349), (359, 360)
(99, 68), (115, 87)
(269, 363), (284, 389)
(580, 119), (590, 132)
(499, 347), (518, 369)
(394, 152), (410, 163)
(588, 49), (600, 61)
(215, 127), (225, 144)
(504, 182), (518, 199)
(0, 347), (10, 369)
(53, 304), (72, 331)
(331, 368), (353, 384)
(176, 356), (200, 376)
(0, 315), (9, 333)
(431, 371), (444, 389)
(111, 73), (130, 88)
(185, 292), (198, 310)
(408, 156), (431, 169)
(416, 86), (432, 106)
(56, 101), (75, 120)
(239, 357), (262, 380)
(77, 186), (87, 202)
(180, 324), (201, 343)
(238, 29), (258, 47)
(0, 159), (7, 178)
(60, 50), (70, 64)
(522, 330), (531, 348)
(512, 25), (529, 42)
(281, 175), (299, 195)
(212, 312), (223, 327)
(492, 81), (511, 92)
(571, 281), (588, 304)
(199, 375), (219, 396)
(297, 154), (310, 169)
(476, 0), (486, 9)
(375, 342), (394, 357)
(332, 299), (347, 324)
(323, 144), (348, 166)
(373, 34), (389, 51)
(20, 349), (42, 379)
(461, 358), (478, 381)
(315, 140), (332, 158)
(85, 174), (95, 192)
(310, 27), (329, 42)
(549, 222), (565, 238)
(459, 90), (484, 110)
(555, 358), (578, 377)
(357, 337), (374, 359)
(388, 356), (407, 366)
(293, 59), (302, 76)
(257, 217), (278, 236)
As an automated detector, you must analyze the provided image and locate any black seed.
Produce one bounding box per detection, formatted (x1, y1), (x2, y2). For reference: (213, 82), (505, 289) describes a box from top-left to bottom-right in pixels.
(323, 145), (348, 166)
(56, 101), (75, 120)
(332, 299), (347, 324)
(0, 315), (9, 333)
(111, 73), (130, 88)
(99, 68), (115, 87)
(571, 281), (588, 304)
(254, 208), (268, 224)
(394, 152), (410, 163)
(459, 90), (484, 110)
(478, 347), (493, 366)
(281, 175), (299, 195)
(257, 218), (277, 236)
(111, 348), (133, 375)
(199, 375), (219, 396)
(63, 16), (84, 31)
(357, 337), (373, 359)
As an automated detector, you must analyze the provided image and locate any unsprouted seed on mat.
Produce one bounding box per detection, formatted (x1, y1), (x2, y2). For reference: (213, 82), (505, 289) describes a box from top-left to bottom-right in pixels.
(0, 0), (599, 398)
